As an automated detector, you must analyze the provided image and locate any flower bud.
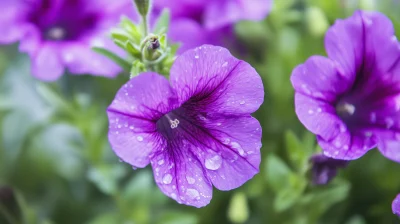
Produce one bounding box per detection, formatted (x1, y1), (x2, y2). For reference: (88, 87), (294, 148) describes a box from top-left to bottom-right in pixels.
(310, 154), (349, 185)
(134, 0), (150, 18)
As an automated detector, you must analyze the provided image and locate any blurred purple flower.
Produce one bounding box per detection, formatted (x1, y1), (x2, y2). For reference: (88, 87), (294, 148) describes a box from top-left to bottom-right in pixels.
(310, 154), (349, 185)
(291, 10), (400, 162)
(107, 45), (264, 207)
(393, 194), (400, 217)
(152, 0), (273, 52)
(0, 0), (134, 81)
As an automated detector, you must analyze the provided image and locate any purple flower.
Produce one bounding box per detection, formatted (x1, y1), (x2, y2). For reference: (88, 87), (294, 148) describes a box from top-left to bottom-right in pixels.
(291, 10), (400, 162)
(152, 0), (273, 52)
(393, 194), (400, 217)
(0, 0), (134, 81)
(107, 45), (264, 207)
(310, 154), (349, 185)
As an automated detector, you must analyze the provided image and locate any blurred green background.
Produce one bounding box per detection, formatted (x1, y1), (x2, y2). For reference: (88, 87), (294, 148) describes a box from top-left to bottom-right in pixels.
(1, 0), (400, 223)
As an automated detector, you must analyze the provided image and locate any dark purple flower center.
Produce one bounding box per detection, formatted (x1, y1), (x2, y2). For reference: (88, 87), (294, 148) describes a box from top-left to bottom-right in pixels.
(26, 0), (100, 41)
(156, 105), (205, 142)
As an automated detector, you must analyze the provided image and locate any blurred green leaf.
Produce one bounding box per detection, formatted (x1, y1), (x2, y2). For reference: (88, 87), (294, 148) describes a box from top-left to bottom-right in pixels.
(274, 174), (307, 212)
(153, 9), (170, 35)
(88, 164), (127, 195)
(157, 211), (198, 224)
(30, 123), (85, 180)
(227, 192), (249, 224)
(92, 47), (131, 72)
(265, 153), (292, 192)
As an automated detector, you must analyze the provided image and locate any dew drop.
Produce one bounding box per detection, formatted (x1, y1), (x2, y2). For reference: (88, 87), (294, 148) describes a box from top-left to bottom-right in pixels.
(194, 55), (199, 59)
(205, 155), (222, 170)
(222, 61), (228, 67)
(162, 174), (172, 184)
(170, 193), (177, 200)
(186, 189), (200, 199)
(129, 125), (134, 130)
(137, 136), (144, 141)
(239, 100), (245, 105)
(158, 159), (164, 165)
(231, 142), (245, 156)
(186, 176), (195, 184)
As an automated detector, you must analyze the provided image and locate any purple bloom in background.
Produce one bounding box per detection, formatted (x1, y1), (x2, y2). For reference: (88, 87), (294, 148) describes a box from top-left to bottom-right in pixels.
(291, 10), (400, 162)
(107, 45), (264, 207)
(152, 0), (273, 52)
(393, 194), (400, 217)
(0, 0), (133, 81)
(310, 154), (349, 185)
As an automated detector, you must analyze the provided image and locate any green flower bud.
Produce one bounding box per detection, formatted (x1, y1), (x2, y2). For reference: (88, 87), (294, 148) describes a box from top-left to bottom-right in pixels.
(134, 0), (150, 18)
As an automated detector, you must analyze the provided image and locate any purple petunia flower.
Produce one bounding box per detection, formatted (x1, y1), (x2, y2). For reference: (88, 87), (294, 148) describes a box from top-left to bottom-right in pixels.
(393, 194), (400, 217)
(291, 10), (400, 162)
(0, 0), (134, 81)
(107, 45), (264, 207)
(310, 154), (349, 185)
(152, 0), (273, 53)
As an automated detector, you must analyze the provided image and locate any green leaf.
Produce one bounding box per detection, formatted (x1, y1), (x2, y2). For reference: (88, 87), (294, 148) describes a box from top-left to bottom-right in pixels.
(130, 61), (146, 78)
(120, 16), (142, 43)
(273, 174), (307, 212)
(92, 47), (131, 72)
(126, 41), (142, 58)
(88, 164), (127, 195)
(111, 30), (131, 43)
(227, 192), (249, 224)
(265, 153), (292, 192)
(86, 213), (120, 224)
(30, 123), (85, 180)
(157, 211), (198, 224)
(153, 9), (170, 34)
(285, 130), (314, 173)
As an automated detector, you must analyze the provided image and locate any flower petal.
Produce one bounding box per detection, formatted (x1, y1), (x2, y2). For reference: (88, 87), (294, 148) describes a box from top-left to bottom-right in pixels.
(151, 149), (213, 208)
(294, 93), (341, 141)
(168, 19), (208, 54)
(170, 45), (264, 115)
(291, 56), (350, 103)
(61, 40), (122, 77)
(204, 0), (272, 30)
(377, 139), (400, 163)
(393, 194), (400, 217)
(317, 130), (377, 160)
(107, 73), (178, 168)
(325, 10), (400, 82)
(201, 116), (261, 190)
(31, 43), (64, 81)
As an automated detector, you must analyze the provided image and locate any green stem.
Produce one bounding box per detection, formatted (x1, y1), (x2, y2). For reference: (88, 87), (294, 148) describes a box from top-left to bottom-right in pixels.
(142, 16), (148, 36)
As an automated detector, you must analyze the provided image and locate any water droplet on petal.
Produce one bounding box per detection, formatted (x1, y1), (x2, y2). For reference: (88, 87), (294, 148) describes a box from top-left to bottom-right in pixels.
(162, 174), (172, 184)
(231, 142), (246, 156)
(137, 136), (143, 141)
(239, 100), (245, 105)
(158, 159), (164, 165)
(194, 55), (199, 59)
(170, 193), (177, 200)
(222, 61), (228, 67)
(186, 176), (195, 184)
(186, 189), (200, 199)
(205, 155), (222, 170)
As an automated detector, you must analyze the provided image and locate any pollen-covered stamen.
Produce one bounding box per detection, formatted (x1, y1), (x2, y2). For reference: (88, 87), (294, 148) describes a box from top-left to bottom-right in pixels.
(336, 102), (356, 117)
(46, 26), (67, 40)
(165, 114), (180, 129)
